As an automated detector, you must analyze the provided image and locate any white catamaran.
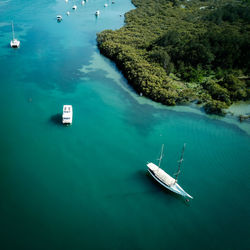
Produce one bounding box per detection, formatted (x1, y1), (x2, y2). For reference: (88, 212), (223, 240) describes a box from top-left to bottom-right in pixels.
(10, 21), (20, 48)
(147, 144), (193, 199)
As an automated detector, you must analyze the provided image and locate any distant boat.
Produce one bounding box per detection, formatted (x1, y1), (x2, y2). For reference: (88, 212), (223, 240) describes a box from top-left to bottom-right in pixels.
(10, 21), (20, 48)
(62, 105), (73, 125)
(104, 3), (108, 7)
(95, 10), (100, 16)
(57, 15), (63, 22)
(72, 5), (77, 10)
(65, 0), (68, 2)
(147, 144), (193, 199)
(66, 11), (70, 16)
(81, 1), (85, 5)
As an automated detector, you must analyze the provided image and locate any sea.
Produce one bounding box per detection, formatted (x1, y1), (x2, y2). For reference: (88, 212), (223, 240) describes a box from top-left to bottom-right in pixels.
(0, 0), (249, 249)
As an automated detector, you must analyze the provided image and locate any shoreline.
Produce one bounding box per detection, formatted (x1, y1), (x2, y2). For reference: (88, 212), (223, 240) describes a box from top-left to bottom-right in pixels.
(81, 51), (250, 135)
(227, 101), (250, 116)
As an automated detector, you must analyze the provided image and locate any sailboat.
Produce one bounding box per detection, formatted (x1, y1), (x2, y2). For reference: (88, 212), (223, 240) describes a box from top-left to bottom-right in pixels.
(147, 144), (193, 199)
(10, 21), (20, 48)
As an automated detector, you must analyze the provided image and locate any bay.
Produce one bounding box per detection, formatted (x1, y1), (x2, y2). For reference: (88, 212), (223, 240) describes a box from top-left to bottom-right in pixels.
(0, 0), (249, 249)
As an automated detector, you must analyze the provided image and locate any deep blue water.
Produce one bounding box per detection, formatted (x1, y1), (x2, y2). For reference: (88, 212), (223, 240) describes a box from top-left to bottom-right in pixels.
(0, 0), (249, 249)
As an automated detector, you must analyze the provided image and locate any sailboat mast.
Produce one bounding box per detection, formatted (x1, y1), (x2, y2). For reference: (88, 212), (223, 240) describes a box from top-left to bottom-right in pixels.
(158, 144), (164, 168)
(174, 143), (186, 183)
(12, 21), (15, 40)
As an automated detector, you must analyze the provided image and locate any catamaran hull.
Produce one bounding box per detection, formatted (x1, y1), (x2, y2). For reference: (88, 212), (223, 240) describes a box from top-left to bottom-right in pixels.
(148, 169), (193, 199)
(10, 41), (20, 48)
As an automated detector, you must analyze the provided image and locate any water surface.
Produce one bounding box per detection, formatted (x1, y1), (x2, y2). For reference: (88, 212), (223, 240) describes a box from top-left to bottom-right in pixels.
(0, 1), (249, 249)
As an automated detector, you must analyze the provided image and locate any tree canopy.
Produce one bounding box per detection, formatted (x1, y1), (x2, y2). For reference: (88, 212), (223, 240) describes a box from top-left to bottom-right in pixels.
(97, 0), (250, 114)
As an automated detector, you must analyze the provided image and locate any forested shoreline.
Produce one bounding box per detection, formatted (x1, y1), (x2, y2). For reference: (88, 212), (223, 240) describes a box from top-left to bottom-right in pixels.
(97, 0), (250, 115)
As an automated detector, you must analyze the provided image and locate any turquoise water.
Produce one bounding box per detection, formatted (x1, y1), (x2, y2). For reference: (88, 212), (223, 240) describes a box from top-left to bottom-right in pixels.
(0, 0), (250, 249)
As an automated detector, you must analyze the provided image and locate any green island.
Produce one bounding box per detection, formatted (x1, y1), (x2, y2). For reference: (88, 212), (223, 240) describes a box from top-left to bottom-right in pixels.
(97, 0), (250, 115)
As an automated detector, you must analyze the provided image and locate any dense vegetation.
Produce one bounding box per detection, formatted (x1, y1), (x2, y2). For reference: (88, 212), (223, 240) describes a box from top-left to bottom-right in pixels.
(97, 0), (250, 114)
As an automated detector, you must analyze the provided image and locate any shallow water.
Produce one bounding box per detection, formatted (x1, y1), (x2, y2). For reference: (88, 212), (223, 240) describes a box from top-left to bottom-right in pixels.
(0, 1), (250, 249)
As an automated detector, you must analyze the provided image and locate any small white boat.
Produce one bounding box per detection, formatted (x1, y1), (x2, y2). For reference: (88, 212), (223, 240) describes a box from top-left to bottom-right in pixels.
(66, 11), (70, 16)
(62, 105), (73, 125)
(81, 1), (85, 5)
(57, 15), (63, 21)
(95, 10), (100, 16)
(10, 21), (20, 48)
(104, 3), (108, 7)
(147, 144), (193, 199)
(72, 5), (77, 10)
(65, 0), (68, 2)
(10, 38), (20, 48)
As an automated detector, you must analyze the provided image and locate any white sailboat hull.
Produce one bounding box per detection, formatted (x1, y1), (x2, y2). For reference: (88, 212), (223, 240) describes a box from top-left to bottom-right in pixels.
(148, 168), (193, 199)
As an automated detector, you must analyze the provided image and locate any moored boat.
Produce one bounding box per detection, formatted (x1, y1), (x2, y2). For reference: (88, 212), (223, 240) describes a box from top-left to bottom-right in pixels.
(57, 15), (63, 22)
(62, 105), (73, 125)
(147, 144), (193, 199)
(10, 21), (20, 48)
